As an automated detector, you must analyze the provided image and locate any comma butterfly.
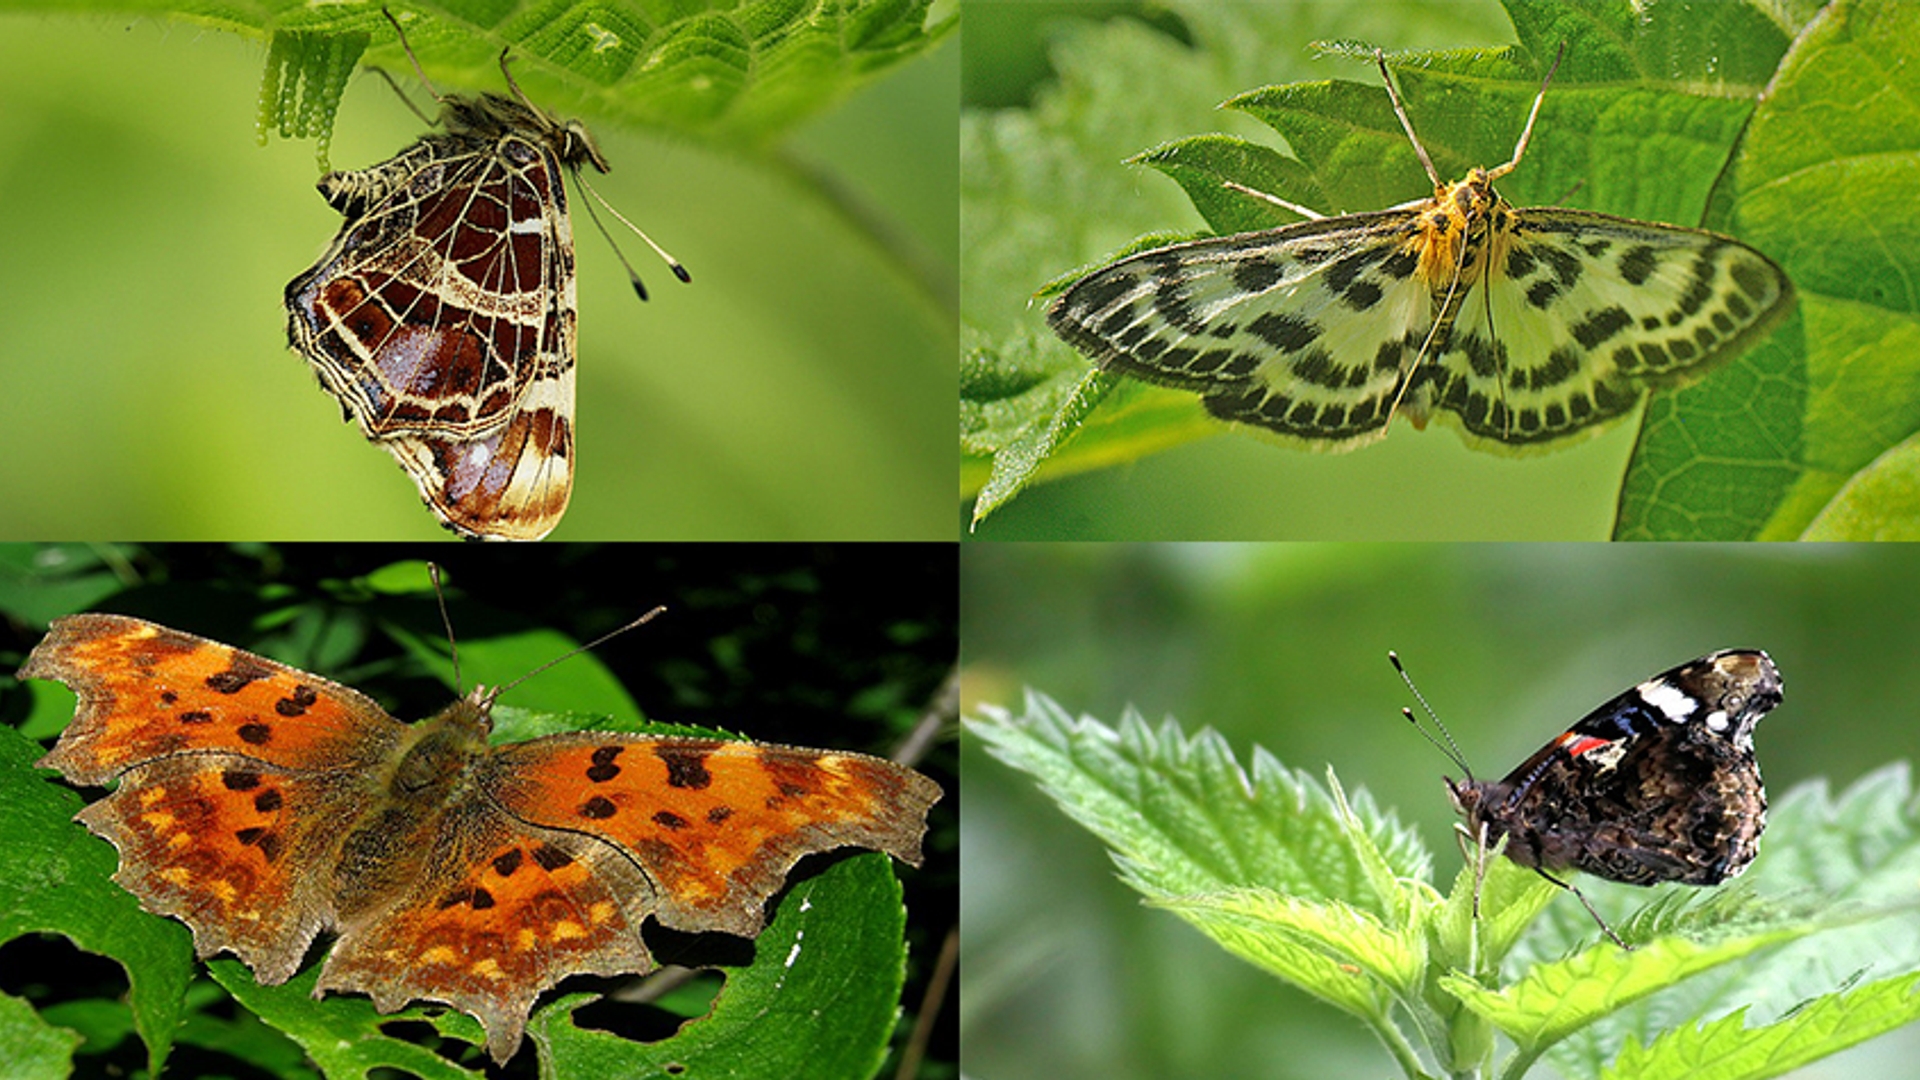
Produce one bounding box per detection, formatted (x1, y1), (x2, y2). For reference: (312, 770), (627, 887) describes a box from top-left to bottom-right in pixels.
(284, 15), (687, 540)
(23, 613), (939, 1063)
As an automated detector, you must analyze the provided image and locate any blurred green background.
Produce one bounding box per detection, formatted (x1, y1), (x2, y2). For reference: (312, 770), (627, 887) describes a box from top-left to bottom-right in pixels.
(962, 0), (1702, 538)
(961, 543), (1920, 1078)
(0, 12), (954, 539)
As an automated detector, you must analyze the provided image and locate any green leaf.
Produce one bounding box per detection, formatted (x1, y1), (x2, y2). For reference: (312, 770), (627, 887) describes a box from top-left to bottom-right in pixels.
(1444, 926), (1814, 1054)
(0, 990), (82, 1080)
(234, 1), (951, 150)
(1154, 888), (1421, 1015)
(0, 725), (195, 1076)
(209, 960), (478, 1078)
(1599, 971), (1920, 1080)
(966, 691), (1430, 911)
(1801, 430), (1920, 539)
(963, 0), (1837, 536)
(1433, 845), (1562, 974)
(967, 691), (1436, 1071)
(535, 854), (911, 1078)
(1620, 0), (1920, 538)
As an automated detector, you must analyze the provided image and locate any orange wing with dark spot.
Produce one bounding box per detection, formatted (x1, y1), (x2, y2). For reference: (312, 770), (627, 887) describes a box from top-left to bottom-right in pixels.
(487, 734), (941, 937)
(25, 613), (404, 784)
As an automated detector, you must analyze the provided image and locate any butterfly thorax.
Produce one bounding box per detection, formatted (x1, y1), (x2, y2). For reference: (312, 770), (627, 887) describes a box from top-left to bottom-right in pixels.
(331, 698), (496, 915)
(441, 92), (609, 174)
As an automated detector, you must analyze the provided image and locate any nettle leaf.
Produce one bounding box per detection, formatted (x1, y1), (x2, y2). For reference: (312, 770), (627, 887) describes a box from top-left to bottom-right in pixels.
(966, 693), (1432, 1029)
(1153, 889), (1418, 1019)
(962, 0), (1845, 535)
(973, 688), (1920, 1079)
(967, 692), (1430, 909)
(61, 0), (950, 151)
(1445, 926), (1817, 1068)
(249, 1), (952, 147)
(1598, 970), (1920, 1080)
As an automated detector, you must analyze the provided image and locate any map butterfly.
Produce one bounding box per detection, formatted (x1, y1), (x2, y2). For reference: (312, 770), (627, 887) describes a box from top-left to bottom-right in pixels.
(286, 14), (686, 540)
(1399, 649), (1782, 945)
(1047, 46), (1794, 452)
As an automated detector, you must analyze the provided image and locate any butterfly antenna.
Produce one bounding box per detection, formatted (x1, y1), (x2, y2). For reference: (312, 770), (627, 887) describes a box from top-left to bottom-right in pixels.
(1374, 49), (1441, 188)
(491, 606), (668, 699)
(1389, 651), (1475, 782)
(381, 8), (444, 104)
(428, 563), (462, 694)
(1490, 42), (1568, 181)
(574, 178), (693, 302)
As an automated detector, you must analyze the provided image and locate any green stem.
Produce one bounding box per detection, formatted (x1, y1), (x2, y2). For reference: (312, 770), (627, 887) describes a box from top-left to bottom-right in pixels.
(1369, 1012), (1433, 1079)
(1498, 1046), (1543, 1080)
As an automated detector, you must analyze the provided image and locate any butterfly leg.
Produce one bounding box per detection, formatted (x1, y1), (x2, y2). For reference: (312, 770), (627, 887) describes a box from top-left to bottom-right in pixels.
(1532, 867), (1630, 950)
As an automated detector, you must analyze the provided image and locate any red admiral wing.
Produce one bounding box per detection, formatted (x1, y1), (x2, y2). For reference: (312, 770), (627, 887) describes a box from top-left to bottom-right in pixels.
(1450, 649), (1783, 887)
(286, 91), (598, 541)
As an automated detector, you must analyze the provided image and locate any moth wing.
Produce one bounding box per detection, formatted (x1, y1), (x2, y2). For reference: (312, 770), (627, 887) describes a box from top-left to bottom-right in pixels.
(1426, 210), (1793, 450)
(1047, 211), (1435, 450)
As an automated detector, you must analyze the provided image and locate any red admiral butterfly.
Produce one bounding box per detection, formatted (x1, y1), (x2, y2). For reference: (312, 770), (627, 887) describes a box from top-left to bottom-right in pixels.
(1398, 649), (1784, 944)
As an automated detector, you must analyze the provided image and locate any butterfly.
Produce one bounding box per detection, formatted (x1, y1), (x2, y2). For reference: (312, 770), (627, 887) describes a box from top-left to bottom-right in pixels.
(285, 14), (687, 540)
(23, 613), (939, 1063)
(1046, 45), (1794, 452)
(1403, 649), (1783, 944)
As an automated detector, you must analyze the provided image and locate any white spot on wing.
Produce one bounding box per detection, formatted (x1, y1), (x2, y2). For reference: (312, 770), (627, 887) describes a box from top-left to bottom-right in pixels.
(1636, 680), (1696, 723)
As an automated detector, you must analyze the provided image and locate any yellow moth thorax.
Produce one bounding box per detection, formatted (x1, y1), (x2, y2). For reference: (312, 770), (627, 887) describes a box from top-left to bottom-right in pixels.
(1408, 166), (1520, 296)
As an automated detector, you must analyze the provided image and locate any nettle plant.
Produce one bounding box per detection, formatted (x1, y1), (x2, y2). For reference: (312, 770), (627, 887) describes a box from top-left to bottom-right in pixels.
(969, 692), (1920, 1080)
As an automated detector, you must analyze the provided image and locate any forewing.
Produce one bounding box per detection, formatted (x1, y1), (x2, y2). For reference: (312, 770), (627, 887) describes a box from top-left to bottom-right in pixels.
(1424, 209), (1793, 449)
(1047, 212), (1434, 450)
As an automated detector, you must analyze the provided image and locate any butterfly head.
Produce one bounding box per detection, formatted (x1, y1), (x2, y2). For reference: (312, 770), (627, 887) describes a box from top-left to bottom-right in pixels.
(1661, 649), (1782, 751)
(445, 92), (611, 173)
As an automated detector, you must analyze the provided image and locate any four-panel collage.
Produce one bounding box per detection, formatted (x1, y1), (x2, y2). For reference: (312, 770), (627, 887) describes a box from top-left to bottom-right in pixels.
(1, 0), (1918, 1077)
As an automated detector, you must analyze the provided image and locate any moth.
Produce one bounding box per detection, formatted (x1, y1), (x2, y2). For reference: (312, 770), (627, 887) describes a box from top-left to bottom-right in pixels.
(1046, 46), (1794, 452)
(286, 13), (686, 541)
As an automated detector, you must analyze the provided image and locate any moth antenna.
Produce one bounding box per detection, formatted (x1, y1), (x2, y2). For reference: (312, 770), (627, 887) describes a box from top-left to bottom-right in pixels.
(1389, 651), (1475, 782)
(1490, 41), (1568, 181)
(381, 8), (444, 104)
(1374, 48), (1441, 187)
(428, 563), (461, 695)
(491, 605), (668, 699)
(576, 174), (694, 302)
